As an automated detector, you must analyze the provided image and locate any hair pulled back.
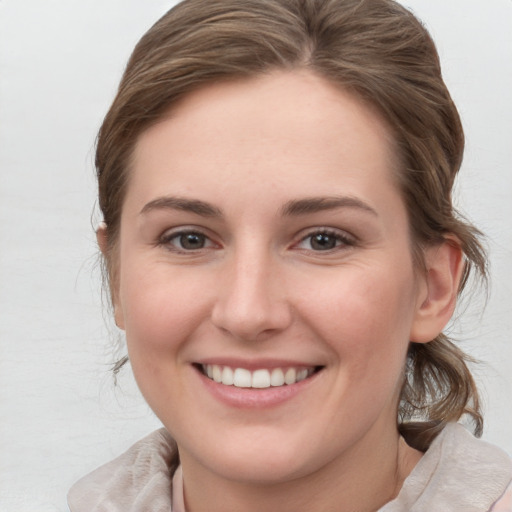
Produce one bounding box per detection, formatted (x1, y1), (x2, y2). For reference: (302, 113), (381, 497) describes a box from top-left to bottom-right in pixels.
(97, 0), (486, 450)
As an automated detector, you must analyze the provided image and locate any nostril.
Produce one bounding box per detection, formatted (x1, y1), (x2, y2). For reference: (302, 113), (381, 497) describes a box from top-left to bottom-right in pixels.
(211, 298), (293, 341)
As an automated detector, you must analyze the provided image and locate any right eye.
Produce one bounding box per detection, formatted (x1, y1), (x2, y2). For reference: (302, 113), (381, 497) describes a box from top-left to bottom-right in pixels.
(159, 230), (215, 252)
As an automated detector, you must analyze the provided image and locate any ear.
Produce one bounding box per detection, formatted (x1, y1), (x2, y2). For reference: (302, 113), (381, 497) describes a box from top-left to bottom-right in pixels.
(410, 239), (465, 343)
(96, 222), (125, 330)
(96, 221), (109, 255)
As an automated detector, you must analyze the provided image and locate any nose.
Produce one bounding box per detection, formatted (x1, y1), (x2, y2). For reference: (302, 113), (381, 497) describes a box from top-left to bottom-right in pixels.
(211, 249), (293, 342)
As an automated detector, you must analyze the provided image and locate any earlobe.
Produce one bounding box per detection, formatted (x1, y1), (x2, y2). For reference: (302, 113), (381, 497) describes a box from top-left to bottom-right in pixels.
(96, 221), (109, 255)
(410, 239), (465, 343)
(96, 222), (126, 331)
(113, 305), (125, 330)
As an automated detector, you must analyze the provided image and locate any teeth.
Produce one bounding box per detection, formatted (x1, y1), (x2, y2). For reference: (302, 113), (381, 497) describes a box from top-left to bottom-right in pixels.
(212, 365), (222, 383)
(297, 368), (308, 382)
(270, 368), (285, 387)
(252, 369), (271, 388)
(202, 365), (315, 388)
(233, 368), (252, 388)
(221, 366), (234, 386)
(284, 368), (297, 385)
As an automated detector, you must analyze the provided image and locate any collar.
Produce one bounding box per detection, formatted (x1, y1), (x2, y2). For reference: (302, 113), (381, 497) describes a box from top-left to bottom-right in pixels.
(380, 423), (512, 511)
(68, 423), (512, 512)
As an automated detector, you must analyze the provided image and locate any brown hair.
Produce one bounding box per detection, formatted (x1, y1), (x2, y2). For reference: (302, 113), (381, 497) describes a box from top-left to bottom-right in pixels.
(97, 0), (486, 450)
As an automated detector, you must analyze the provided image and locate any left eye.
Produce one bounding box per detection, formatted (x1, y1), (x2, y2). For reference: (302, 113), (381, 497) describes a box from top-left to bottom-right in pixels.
(161, 230), (214, 251)
(296, 231), (354, 251)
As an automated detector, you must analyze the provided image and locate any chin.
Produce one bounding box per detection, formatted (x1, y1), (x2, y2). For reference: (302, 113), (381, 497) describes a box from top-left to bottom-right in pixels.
(210, 451), (312, 485)
(179, 427), (331, 486)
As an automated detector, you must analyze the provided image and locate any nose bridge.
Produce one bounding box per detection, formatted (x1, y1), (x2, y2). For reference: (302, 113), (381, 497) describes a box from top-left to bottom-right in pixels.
(211, 241), (291, 340)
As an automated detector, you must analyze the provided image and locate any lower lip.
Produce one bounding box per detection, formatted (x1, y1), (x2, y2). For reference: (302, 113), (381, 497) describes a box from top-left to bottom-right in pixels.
(196, 367), (321, 409)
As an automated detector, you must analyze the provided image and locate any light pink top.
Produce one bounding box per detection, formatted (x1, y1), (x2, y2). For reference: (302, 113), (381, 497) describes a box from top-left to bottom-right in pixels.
(69, 423), (512, 511)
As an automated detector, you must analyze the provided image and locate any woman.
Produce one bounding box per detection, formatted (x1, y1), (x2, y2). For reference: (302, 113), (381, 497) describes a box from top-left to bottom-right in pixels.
(68, 0), (512, 510)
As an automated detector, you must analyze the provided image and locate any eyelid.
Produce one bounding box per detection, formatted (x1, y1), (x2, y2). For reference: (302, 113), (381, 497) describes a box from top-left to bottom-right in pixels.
(293, 227), (357, 251)
(158, 226), (220, 252)
(155, 225), (356, 253)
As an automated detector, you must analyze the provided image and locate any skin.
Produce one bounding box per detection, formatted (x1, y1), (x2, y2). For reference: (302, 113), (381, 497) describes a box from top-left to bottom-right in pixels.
(100, 69), (463, 512)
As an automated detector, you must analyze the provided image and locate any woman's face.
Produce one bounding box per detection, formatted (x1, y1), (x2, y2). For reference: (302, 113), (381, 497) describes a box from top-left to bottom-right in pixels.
(113, 70), (430, 484)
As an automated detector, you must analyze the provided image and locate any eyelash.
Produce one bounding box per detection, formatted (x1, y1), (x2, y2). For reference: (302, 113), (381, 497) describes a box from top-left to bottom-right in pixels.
(295, 228), (356, 252)
(158, 229), (215, 253)
(158, 227), (356, 254)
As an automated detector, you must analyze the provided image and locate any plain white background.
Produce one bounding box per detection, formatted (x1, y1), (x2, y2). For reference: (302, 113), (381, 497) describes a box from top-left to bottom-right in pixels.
(0, 1), (511, 510)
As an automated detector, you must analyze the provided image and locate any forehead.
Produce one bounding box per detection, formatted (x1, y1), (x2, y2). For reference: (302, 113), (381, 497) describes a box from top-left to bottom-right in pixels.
(128, 69), (400, 213)
(144, 70), (393, 150)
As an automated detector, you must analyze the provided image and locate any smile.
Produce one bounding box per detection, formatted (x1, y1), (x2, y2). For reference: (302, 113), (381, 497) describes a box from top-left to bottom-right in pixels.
(200, 364), (319, 388)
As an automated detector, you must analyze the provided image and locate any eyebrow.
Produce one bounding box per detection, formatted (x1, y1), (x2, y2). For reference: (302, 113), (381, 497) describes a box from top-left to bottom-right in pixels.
(140, 196), (223, 217)
(139, 195), (378, 218)
(281, 196), (378, 217)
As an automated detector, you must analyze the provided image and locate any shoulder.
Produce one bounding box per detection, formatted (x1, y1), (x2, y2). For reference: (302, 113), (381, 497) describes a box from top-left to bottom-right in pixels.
(427, 424), (512, 512)
(492, 481), (512, 511)
(382, 423), (512, 512)
(67, 428), (179, 512)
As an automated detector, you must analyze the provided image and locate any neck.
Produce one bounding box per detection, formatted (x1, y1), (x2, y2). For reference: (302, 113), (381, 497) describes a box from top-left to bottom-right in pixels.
(180, 426), (423, 512)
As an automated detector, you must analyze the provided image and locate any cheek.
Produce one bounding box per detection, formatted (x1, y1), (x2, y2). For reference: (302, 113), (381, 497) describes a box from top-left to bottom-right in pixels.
(299, 262), (418, 362)
(118, 260), (211, 358)
(116, 262), (210, 416)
